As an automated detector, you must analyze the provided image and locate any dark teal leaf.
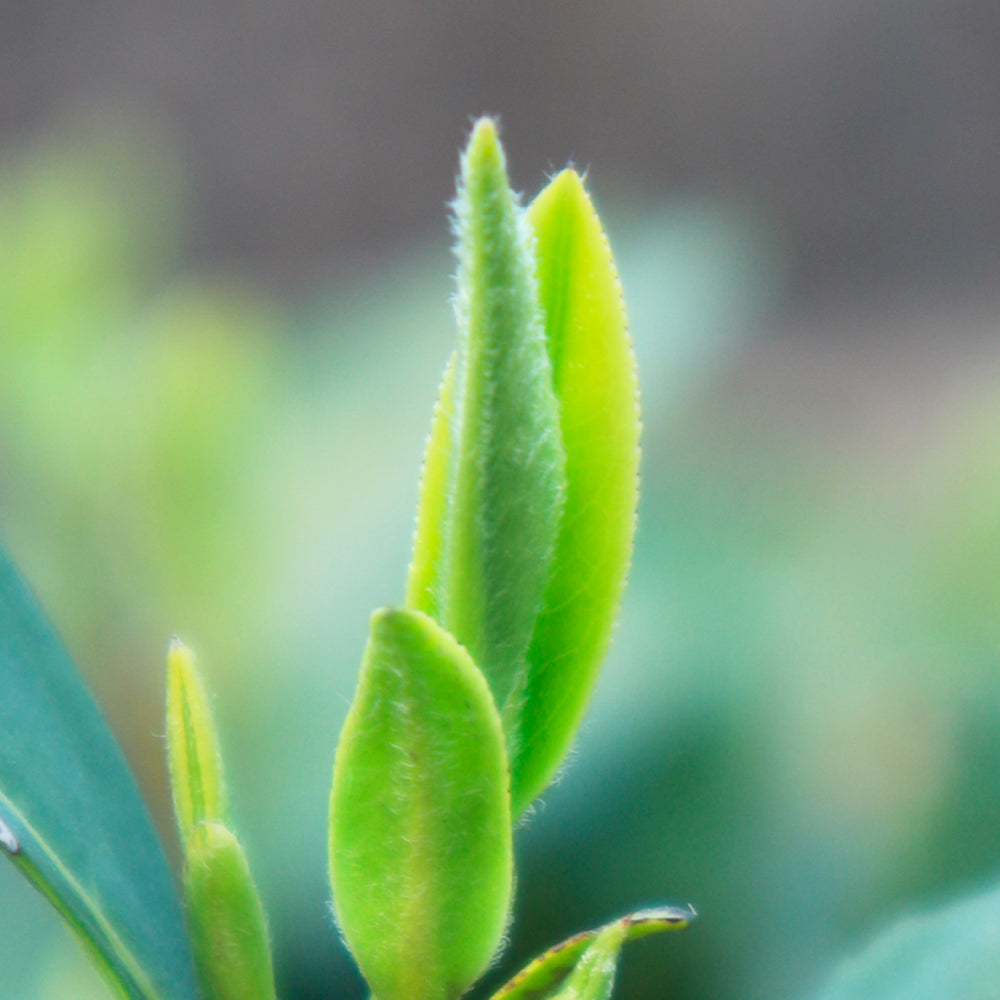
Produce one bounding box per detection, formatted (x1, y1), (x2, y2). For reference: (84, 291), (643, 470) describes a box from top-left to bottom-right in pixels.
(0, 544), (202, 1000)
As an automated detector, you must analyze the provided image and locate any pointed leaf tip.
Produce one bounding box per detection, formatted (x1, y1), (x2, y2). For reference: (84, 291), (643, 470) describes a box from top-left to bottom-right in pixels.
(166, 639), (228, 844)
(463, 117), (503, 170)
(410, 113), (567, 757)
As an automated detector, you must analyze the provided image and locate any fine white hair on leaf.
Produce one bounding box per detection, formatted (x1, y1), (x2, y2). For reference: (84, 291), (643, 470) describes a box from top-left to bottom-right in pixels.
(0, 817), (19, 855)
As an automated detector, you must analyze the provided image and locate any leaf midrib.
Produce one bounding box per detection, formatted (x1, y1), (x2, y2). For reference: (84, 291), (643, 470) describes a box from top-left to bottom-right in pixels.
(0, 788), (164, 1000)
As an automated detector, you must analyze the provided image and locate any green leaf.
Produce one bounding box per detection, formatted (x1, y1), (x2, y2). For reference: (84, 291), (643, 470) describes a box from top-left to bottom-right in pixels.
(0, 544), (201, 1000)
(184, 822), (276, 1000)
(512, 168), (641, 816)
(810, 882), (1000, 1000)
(405, 352), (456, 616)
(329, 607), (513, 1000)
(491, 907), (692, 1000)
(166, 638), (229, 844)
(406, 117), (567, 730)
(548, 921), (625, 1000)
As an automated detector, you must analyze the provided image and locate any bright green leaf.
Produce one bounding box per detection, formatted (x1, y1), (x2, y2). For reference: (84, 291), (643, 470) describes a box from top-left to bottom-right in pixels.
(512, 168), (640, 816)
(184, 822), (277, 1000)
(166, 638), (229, 844)
(407, 117), (567, 730)
(0, 544), (201, 1000)
(810, 882), (1000, 1000)
(491, 907), (692, 1000)
(329, 607), (513, 1000)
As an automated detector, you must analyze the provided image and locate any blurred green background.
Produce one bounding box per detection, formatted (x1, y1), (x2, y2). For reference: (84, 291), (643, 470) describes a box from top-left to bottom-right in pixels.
(4, 4), (1000, 999)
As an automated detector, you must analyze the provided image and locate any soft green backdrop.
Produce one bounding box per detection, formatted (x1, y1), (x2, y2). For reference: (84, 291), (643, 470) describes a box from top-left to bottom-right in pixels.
(4, 121), (1000, 1000)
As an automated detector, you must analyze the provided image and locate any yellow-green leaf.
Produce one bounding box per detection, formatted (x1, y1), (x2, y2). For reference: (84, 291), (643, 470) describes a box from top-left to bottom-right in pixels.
(329, 608), (513, 1000)
(184, 822), (277, 1000)
(165, 638), (228, 844)
(406, 352), (456, 616)
(512, 168), (641, 816)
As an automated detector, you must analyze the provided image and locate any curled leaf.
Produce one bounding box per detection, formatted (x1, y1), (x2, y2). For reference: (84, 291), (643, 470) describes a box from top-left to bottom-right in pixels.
(166, 638), (228, 843)
(491, 906), (692, 1000)
(165, 640), (276, 1000)
(406, 117), (567, 737)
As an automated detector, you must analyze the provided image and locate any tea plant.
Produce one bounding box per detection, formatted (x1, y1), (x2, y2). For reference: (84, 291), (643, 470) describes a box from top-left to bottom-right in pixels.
(0, 117), (691, 1000)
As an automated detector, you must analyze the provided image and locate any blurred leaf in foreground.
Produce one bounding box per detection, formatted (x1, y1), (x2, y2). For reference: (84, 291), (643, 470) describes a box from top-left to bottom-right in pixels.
(811, 882), (1000, 1000)
(0, 544), (200, 1000)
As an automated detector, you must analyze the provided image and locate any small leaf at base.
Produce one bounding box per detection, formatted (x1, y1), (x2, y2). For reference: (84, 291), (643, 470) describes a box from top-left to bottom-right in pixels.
(491, 906), (692, 1000)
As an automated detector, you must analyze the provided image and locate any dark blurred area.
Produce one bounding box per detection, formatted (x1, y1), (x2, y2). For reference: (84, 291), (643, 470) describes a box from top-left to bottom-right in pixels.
(4, 3), (1000, 1000)
(4, 0), (1000, 293)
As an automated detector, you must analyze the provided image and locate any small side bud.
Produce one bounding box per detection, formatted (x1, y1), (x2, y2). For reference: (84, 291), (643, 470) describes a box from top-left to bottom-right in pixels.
(184, 821), (277, 1000)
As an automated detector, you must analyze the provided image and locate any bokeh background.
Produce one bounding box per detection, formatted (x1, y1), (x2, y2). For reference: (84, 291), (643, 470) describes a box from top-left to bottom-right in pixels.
(4, 3), (1000, 998)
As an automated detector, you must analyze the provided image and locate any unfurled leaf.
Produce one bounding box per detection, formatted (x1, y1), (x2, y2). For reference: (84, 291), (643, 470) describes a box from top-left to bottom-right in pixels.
(491, 907), (692, 1000)
(406, 117), (567, 733)
(166, 638), (228, 843)
(810, 882), (1000, 1000)
(184, 822), (277, 1000)
(512, 168), (640, 816)
(0, 544), (201, 1000)
(330, 608), (513, 1000)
